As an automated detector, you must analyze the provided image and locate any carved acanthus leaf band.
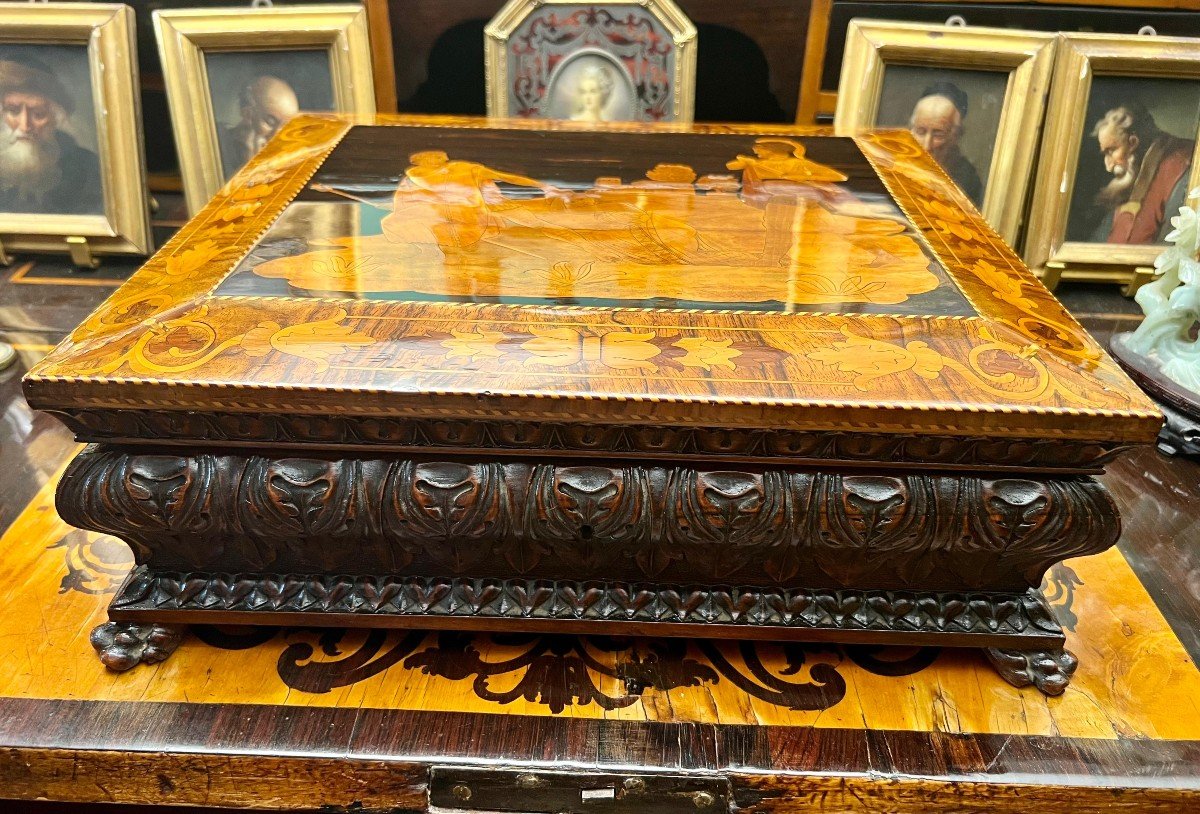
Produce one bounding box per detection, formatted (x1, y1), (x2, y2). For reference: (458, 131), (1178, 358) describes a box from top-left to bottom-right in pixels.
(112, 568), (1063, 644)
(46, 409), (1125, 471)
(59, 446), (1120, 592)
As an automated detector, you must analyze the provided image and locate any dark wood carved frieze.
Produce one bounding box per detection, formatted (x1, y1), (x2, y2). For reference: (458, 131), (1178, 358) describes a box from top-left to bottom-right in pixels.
(59, 446), (1119, 592)
(110, 568), (1064, 648)
(44, 408), (1126, 471)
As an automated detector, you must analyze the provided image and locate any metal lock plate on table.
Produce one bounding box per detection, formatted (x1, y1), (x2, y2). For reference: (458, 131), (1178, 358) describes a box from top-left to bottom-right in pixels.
(430, 767), (731, 814)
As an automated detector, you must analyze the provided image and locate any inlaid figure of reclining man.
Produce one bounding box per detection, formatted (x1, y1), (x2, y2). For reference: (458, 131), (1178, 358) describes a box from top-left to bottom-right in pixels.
(271, 137), (943, 309)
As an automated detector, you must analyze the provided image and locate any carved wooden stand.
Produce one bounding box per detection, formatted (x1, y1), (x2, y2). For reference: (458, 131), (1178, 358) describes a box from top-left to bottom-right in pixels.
(1111, 336), (1200, 458)
(60, 445), (1119, 696)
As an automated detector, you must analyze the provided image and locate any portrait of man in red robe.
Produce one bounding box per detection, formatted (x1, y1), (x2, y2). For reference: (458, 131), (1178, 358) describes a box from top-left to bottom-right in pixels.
(1089, 102), (1194, 245)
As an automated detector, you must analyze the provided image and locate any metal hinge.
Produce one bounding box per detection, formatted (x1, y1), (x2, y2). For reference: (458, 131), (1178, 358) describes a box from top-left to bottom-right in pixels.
(429, 767), (730, 814)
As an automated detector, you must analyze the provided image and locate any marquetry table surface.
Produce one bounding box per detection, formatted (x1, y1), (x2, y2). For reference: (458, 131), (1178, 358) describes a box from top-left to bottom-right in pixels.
(0, 446), (1198, 811)
(24, 114), (1158, 455)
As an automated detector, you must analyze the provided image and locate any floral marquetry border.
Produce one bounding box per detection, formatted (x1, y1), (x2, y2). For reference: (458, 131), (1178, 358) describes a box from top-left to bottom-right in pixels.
(28, 297), (1156, 441)
(49, 116), (354, 356)
(444, 326), (745, 372)
(854, 131), (1110, 371)
(24, 114), (1161, 448)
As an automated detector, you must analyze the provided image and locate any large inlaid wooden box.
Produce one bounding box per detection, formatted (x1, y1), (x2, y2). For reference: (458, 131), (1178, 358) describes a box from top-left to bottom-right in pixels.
(23, 114), (1160, 695)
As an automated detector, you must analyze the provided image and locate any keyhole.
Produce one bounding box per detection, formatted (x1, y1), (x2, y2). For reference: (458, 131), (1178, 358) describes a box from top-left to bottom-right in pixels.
(580, 524), (594, 539)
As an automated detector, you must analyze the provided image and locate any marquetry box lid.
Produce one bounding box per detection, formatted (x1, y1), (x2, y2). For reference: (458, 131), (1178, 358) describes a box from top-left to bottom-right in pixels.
(24, 114), (1160, 472)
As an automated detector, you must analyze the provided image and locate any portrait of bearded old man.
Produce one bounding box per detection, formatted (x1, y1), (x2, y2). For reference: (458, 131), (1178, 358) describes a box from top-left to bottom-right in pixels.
(0, 56), (102, 215)
(1089, 102), (1195, 244)
(217, 75), (300, 179)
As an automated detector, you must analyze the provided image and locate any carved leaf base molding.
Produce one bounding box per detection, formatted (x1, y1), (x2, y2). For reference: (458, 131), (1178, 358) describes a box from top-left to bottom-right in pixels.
(100, 570), (1073, 694)
(107, 568), (1065, 648)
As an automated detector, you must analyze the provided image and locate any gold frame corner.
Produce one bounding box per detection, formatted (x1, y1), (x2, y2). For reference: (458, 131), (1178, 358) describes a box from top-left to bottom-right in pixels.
(153, 3), (376, 215)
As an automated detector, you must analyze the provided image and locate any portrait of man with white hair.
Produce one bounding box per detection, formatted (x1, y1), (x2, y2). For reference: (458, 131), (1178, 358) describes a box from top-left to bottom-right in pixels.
(1087, 101), (1194, 244)
(907, 81), (983, 207)
(216, 75), (301, 179)
(205, 51), (335, 183)
(0, 52), (102, 215)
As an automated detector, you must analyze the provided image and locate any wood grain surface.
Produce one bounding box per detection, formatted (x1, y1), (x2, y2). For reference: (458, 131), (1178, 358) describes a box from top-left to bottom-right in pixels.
(22, 115), (1160, 449)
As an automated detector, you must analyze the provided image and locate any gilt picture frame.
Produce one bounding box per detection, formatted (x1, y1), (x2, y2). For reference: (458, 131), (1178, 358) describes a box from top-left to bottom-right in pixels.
(834, 20), (1056, 246)
(154, 4), (376, 215)
(485, 0), (697, 124)
(1024, 33), (1200, 289)
(0, 2), (150, 259)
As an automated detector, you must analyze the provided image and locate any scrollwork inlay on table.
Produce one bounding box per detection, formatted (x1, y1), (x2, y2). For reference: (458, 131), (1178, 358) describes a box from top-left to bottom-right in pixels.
(185, 627), (939, 714)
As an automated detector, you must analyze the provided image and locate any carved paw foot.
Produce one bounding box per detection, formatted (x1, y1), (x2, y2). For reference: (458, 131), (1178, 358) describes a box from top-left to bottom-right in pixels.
(984, 647), (1077, 696)
(90, 621), (184, 671)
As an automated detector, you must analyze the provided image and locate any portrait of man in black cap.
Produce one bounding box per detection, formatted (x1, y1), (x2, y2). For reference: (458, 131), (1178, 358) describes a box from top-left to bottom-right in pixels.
(0, 49), (103, 215)
(907, 81), (983, 207)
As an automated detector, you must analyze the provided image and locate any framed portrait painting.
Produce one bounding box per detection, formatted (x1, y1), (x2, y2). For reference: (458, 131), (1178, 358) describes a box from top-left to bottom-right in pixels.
(485, 0), (697, 124)
(154, 4), (376, 215)
(0, 3), (150, 261)
(1025, 33), (1200, 290)
(834, 21), (1056, 246)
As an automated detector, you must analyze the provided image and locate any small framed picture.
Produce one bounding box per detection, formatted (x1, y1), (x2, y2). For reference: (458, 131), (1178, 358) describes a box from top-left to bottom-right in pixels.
(0, 3), (150, 259)
(834, 21), (1056, 246)
(485, 0), (697, 123)
(1025, 33), (1200, 286)
(154, 4), (376, 214)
